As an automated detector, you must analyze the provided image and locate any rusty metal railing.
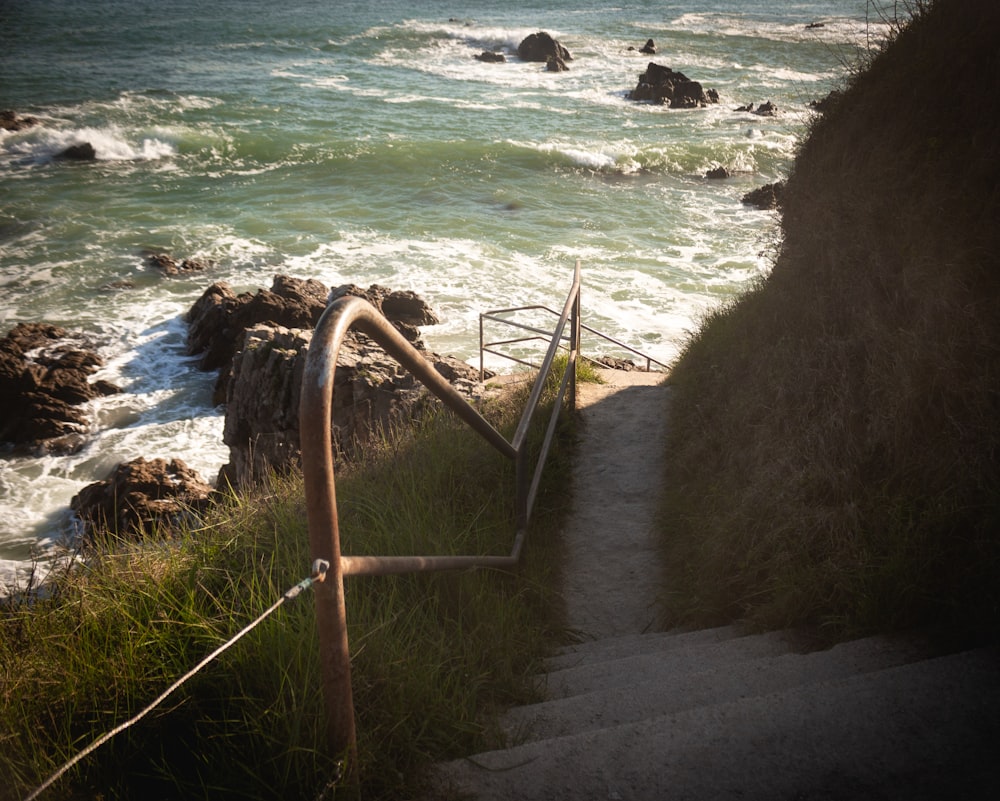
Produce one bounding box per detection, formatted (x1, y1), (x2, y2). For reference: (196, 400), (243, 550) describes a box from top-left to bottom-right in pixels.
(480, 305), (670, 376)
(299, 260), (581, 781)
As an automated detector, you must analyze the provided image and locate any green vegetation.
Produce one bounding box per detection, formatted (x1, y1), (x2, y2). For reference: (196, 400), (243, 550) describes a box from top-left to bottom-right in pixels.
(659, 0), (1000, 642)
(0, 379), (573, 801)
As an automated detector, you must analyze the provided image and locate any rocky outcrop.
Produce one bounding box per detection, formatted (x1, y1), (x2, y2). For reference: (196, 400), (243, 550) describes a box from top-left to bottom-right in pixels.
(627, 63), (720, 108)
(639, 39), (656, 55)
(475, 51), (506, 63)
(546, 56), (569, 73)
(185, 274), (476, 487)
(186, 275), (330, 403)
(742, 181), (785, 210)
(517, 32), (572, 64)
(1, 110), (40, 131)
(185, 276), (442, 400)
(71, 457), (215, 540)
(146, 252), (214, 276)
(0, 323), (120, 454)
(218, 320), (482, 488)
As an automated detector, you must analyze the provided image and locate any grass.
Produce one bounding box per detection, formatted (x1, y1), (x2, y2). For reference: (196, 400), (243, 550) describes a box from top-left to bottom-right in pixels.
(0, 374), (574, 801)
(656, 0), (1000, 644)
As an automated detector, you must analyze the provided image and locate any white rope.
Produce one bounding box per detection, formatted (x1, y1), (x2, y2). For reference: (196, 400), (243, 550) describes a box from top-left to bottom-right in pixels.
(24, 559), (330, 801)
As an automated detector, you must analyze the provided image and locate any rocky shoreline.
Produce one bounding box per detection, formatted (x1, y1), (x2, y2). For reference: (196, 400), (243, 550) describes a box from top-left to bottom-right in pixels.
(2, 274), (484, 543)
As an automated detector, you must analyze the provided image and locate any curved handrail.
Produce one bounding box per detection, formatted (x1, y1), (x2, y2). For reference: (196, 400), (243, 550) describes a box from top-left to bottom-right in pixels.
(298, 263), (580, 779)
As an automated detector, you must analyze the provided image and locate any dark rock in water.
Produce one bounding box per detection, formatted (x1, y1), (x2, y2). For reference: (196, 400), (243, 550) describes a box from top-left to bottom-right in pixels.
(71, 457), (214, 540)
(475, 51), (506, 63)
(805, 21), (826, 29)
(706, 166), (730, 179)
(0, 323), (120, 454)
(736, 103), (755, 113)
(639, 38), (656, 55)
(627, 62), (719, 108)
(1, 110), (40, 131)
(146, 252), (215, 276)
(754, 100), (778, 116)
(56, 142), (97, 161)
(742, 181), (785, 210)
(517, 31), (572, 63)
(546, 55), (569, 72)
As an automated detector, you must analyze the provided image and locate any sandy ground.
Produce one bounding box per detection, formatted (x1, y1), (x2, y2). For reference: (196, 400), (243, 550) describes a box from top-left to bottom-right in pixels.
(562, 367), (671, 641)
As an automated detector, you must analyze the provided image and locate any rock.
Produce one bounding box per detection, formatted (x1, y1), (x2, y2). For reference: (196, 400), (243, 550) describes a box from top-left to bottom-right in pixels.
(146, 252), (214, 276)
(627, 62), (719, 108)
(186, 275), (331, 402)
(742, 181), (785, 210)
(1, 110), (40, 131)
(0, 323), (120, 454)
(71, 457), (215, 540)
(736, 103), (755, 112)
(185, 275), (457, 483)
(475, 51), (506, 63)
(56, 143), (97, 161)
(755, 100), (778, 116)
(218, 322), (483, 487)
(706, 166), (730, 179)
(546, 56), (569, 72)
(517, 32), (572, 64)
(597, 356), (638, 371)
(639, 39), (656, 55)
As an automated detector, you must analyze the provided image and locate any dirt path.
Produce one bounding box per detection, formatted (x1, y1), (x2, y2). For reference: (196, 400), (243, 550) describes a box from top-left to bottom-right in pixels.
(561, 368), (670, 640)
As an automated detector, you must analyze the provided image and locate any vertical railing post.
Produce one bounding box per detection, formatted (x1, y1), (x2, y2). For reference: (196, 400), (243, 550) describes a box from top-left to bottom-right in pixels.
(571, 259), (581, 410)
(300, 310), (359, 788)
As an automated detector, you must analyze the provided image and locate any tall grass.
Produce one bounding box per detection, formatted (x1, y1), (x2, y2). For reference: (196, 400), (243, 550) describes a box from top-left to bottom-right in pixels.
(0, 377), (572, 801)
(657, 0), (1000, 643)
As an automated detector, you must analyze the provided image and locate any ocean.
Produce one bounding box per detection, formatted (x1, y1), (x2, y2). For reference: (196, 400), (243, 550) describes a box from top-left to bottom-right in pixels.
(0, 0), (884, 587)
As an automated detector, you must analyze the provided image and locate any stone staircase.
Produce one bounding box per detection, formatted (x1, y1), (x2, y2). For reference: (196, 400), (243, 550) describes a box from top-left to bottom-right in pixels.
(434, 370), (1000, 799)
(435, 627), (999, 800)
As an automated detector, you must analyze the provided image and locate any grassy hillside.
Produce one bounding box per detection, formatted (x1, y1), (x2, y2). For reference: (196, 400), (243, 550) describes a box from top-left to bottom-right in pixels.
(659, 0), (1000, 641)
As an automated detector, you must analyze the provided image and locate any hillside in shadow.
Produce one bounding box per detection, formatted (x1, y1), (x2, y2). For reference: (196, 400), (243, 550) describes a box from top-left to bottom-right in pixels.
(660, 0), (1000, 641)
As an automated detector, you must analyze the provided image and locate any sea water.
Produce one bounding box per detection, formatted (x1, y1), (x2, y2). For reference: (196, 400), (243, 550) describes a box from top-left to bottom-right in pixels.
(0, 0), (887, 586)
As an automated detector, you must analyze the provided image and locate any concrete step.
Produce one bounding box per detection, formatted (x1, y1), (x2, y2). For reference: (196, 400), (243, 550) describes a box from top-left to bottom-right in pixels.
(435, 646), (1000, 801)
(504, 634), (930, 743)
(543, 629), (794, 699)
(545, 625), (747, 672)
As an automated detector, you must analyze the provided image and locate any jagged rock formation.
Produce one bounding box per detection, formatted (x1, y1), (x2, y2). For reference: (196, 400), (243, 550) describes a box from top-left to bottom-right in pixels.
(0, 323), (120, 454)
(186, 275), (480, 488)
(627, 62), (719, 108)
(517, 32), (572, 64)
(71, 457), (214, 540)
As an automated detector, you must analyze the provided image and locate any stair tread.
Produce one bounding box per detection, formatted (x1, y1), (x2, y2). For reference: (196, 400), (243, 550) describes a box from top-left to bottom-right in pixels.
(505, 634), (932, 742)
(546, 624), (747, 671)
(543, 629), (795, 698)
(436, 646), (1000, 801)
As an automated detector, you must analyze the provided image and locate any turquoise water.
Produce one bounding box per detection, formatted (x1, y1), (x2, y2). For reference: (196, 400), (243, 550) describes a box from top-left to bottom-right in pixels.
(0, 0), (881, 583)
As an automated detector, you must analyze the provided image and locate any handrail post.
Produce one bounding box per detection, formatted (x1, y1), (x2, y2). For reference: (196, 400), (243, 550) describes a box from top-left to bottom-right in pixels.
(300, 307), (359, 786)
(571, 259), (581, 410)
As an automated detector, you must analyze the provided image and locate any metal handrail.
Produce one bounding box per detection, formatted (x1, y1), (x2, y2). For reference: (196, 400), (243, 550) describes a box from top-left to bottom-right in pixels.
(299, 260), (581, 779)
(480, 305), (670, 376)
